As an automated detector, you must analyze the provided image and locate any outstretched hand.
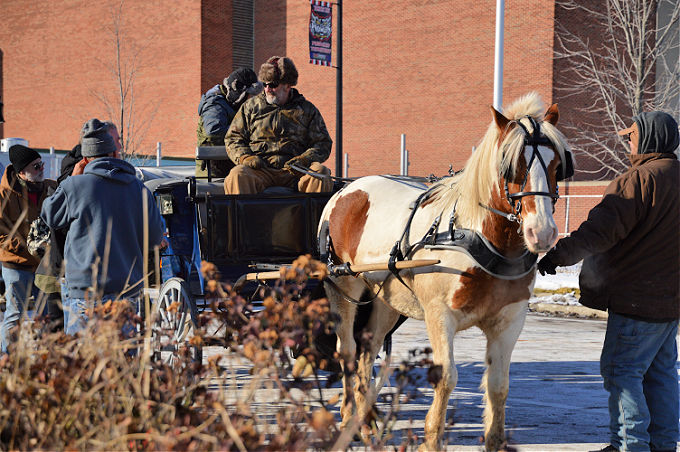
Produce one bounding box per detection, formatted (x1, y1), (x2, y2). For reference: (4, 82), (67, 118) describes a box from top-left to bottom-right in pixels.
(537, 254), (557, 276)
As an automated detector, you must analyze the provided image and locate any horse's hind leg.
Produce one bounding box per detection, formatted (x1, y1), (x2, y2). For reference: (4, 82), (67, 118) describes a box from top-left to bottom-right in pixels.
(420, 303), (458, 451)
(479, 302), (527, 451)
(354, 301), (401, 427)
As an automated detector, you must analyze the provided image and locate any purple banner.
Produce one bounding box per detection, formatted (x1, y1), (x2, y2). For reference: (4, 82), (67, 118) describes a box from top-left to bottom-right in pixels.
(309, 1), (332, 66)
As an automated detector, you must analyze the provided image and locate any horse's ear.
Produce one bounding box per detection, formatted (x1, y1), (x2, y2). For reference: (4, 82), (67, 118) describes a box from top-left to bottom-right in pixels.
(544, 103), (559, 125)
(491, 106), (510, 131)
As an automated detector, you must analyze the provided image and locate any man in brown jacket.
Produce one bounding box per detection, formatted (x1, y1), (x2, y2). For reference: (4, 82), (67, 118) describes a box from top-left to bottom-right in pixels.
(538, 111), (679, 452)
(0, 144), (57, 353)
(224, 56), (333, 195)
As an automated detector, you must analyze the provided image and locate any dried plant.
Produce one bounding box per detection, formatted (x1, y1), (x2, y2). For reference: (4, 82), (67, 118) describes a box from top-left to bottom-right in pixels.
(0, 257), (432, 450)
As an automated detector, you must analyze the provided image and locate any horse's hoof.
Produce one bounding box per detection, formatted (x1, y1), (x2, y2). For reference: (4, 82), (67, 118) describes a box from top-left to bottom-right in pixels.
(291, 355), (314, 378)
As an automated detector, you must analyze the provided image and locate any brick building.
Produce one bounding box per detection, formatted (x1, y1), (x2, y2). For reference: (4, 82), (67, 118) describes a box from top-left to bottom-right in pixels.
(0, 0), (662, 233)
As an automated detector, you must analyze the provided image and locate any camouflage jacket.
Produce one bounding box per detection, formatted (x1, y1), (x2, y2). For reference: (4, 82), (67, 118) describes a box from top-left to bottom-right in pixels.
(225, 89), (332, 169)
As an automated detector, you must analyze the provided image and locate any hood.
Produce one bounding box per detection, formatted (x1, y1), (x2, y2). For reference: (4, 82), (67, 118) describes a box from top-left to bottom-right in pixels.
(635, 111), (680, 154)
(0, 165), (22, 193)
(198, 84), (225, 114)
(83, 157), (137, 184)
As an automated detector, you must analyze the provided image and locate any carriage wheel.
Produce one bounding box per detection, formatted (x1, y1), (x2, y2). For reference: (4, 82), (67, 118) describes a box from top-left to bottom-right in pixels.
(152, 277), (202, 365)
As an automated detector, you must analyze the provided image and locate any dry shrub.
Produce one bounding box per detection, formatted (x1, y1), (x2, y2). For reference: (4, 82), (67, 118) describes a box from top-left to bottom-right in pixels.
(0, 258), (427, 451)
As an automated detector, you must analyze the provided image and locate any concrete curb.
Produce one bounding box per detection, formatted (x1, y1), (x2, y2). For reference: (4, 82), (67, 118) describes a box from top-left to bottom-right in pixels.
(529, 302), (608, 320)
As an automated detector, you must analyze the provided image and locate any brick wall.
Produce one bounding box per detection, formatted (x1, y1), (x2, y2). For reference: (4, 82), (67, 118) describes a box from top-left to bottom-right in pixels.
(553, 181), (608, 235)
(0, 0), (201, 157)
(276, 0), (556, 178)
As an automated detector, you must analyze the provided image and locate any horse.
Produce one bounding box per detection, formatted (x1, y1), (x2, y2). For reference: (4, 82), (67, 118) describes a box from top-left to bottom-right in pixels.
(317, 92), (572, 451)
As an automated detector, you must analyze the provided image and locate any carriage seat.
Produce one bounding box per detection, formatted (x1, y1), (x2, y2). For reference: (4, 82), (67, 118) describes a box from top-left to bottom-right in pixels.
(195, 145), (297, 195)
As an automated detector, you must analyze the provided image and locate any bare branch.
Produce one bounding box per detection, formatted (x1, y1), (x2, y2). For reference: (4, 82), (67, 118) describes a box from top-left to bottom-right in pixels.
(555, 0), (680, 179)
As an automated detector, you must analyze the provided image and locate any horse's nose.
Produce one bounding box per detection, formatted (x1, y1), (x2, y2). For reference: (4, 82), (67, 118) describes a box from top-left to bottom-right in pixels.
(524, 224), (558, 253)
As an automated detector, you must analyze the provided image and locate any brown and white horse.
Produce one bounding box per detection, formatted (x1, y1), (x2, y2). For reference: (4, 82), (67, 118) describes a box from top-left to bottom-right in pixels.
(318, 93), (571, 450)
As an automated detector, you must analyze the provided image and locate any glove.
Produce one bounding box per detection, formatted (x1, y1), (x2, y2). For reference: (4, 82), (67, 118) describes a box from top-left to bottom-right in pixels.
(537, 254), (557, 276)
(265, 155), (288, 169)
(240, 155), (265, 170)
(284, 155), (312, 172)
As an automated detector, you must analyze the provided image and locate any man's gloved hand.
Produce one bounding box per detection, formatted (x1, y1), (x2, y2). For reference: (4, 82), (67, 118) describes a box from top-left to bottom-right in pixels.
(240, 155), (265, 169)
(284, 155), (312, 172)
(266, 155), (288, 169)
(537, 254), (557, 276)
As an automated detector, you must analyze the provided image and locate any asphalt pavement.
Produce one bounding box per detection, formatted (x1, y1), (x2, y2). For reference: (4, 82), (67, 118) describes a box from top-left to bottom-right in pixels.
(205, 311), (679, 451)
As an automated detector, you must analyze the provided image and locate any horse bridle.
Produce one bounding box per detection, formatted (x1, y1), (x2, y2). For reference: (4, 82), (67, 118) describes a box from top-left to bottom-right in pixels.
(497, 116), (561, 222)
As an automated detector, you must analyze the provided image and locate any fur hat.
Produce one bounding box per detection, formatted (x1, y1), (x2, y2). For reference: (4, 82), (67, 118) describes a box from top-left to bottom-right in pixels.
(80, 118), (116, 157)
(223, 68), (263, 105)
(258, 56), (298, 86)
(9, 144), (41, 173)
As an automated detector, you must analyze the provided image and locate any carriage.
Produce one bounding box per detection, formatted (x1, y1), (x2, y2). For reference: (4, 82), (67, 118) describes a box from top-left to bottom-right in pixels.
(143, 93), (574, 450)
(142, 146), (340, 362)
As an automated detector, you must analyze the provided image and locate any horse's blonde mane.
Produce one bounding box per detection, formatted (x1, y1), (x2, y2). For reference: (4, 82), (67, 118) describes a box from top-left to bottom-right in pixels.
(427, 92), (571, 231)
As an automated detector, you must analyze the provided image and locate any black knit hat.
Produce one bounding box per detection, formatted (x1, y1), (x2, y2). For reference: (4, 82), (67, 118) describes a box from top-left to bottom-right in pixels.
(81, 118), (116, 157)
(9, 144), (41, 173)
(223, 68), (263, 105)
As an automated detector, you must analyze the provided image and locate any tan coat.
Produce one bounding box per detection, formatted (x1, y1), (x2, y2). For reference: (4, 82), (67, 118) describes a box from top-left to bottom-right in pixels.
(547, 153), (679, 320)
(0, 165), (56, 270)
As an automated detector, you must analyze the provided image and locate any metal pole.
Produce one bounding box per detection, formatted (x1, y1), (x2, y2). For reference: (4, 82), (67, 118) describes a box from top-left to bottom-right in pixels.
(493, 0), (504, 110)
(335, 0), (343, 177)
(343, 152), (348, 178)
(156, 142), (161, 167)
(400, 134), (406, 175)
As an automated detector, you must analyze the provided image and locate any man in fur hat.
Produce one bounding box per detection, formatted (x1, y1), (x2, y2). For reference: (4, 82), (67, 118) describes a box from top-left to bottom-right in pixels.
(196, 67), (263, 177)
(0, 144), (56, 353)
(224, 56), (333, 194)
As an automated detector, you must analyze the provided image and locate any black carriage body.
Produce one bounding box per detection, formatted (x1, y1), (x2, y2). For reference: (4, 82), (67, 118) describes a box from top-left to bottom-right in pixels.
(204, 193), (331, 265)
(146, 177), (335, 288)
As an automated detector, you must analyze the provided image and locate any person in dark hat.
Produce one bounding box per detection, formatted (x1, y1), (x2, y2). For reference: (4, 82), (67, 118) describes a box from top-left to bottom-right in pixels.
(224, 56), (333, 195)
(537, 111), (680, 452)
(196, 67), (264, 177)
(41, 118), (164, 335)
(0, 144), (57, 353)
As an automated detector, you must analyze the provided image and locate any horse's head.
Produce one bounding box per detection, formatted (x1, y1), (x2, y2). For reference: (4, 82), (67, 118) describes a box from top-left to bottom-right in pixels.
(492, 103), (573, 253)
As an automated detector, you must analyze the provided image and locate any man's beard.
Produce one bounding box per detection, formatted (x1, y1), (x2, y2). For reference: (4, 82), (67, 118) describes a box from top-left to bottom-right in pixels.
(266, 91), (287, 105)
(24, 172), (44, 183)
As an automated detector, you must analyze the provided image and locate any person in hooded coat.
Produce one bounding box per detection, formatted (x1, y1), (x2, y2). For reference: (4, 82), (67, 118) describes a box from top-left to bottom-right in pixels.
(538, 111), (680, 452)
(41, 118), (163, 335)
(196, 68), (263, 178)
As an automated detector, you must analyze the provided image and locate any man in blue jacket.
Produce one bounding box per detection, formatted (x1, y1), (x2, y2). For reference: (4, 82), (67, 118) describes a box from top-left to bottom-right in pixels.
(41, 118), (164, 335)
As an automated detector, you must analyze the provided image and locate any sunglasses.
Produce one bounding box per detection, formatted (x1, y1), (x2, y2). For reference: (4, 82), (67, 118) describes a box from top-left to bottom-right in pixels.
(263, 82), (280, 89)
(623, 132), (633, 143)
(32, 161), (44, 171)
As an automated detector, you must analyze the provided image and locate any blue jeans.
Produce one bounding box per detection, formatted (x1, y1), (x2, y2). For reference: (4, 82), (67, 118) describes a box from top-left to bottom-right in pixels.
(601, 312), (679, 451)
(63, 294), (139, 337)
(1, 266), (40, 354)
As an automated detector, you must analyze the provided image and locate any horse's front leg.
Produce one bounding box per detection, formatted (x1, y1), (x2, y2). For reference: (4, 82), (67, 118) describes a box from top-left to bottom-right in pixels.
(480, 301), (527, 451)
(420, 303), (458, 452)
(326, 278), (359, 426)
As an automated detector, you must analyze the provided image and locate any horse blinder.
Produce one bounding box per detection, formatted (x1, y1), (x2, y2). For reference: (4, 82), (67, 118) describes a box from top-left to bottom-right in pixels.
(555, 150), (574, 181)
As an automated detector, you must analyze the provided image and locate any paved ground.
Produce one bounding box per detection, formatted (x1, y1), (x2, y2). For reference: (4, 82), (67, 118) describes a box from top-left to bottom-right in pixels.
(205, 311), (680, 451)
